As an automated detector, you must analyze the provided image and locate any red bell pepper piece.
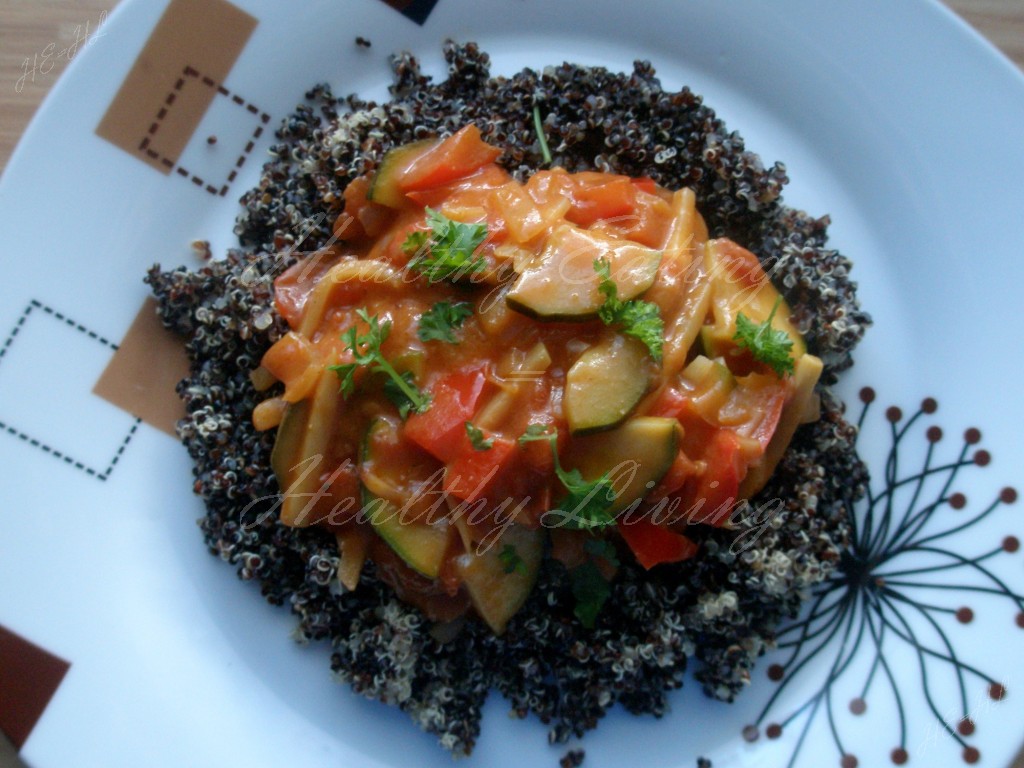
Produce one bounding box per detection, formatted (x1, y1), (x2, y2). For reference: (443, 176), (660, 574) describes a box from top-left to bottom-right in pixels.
(565, 176), (637, 228)
(649, 449), (697, 499)
(649, 386), (688, 419)
(399, 125), (503, 193)
(617, 517), (699, 569)
(743, 383), (787, 453)
(405, 164), (509, 208)
(273, 256), (334, 329)
(443, 435), (517, 502)
(689, 430), (745, 527)
(403, 366), (489, 462)
(712, 238), (769, 291)
(631, 176), (659, 195)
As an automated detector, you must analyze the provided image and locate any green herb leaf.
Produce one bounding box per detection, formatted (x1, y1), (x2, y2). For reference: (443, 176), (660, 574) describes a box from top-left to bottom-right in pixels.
(594, 257), (617, 308)
(465, 421), (494, 451)
(327, 362), (358, 398)
(418, 301), (474, 344)
(402, 230), (429, 256)
(330, 308), (431, 414)
(733, 296), (795, 377)
(532, 104), (552, 165)
(554, 466), (617, 531)
(570, 560), (611, 628)
(593, 257), (664, 361)
(584, 538), (620, 568)
(384, 371), (420, 419)
(518, 423), (555, 444)
(611, 300), (663, 360)
(403, 208), (487, 282)
(498, 544), (527, 575)
(522, 425), (617, 531)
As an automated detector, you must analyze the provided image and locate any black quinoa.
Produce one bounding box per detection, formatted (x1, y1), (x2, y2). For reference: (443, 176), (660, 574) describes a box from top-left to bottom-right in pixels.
(147, 41), (870, 755)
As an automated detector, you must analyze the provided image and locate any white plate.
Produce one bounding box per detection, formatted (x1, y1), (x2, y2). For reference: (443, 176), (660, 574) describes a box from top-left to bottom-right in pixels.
(2, 1), (1023, 766)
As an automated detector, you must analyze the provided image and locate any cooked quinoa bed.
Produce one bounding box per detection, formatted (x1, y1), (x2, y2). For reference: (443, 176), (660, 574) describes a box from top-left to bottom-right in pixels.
(147, 42), (870, 754)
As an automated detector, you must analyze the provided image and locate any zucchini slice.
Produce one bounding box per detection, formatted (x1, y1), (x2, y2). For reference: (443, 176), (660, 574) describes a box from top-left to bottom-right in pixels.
(367, 139), (439, 209)
(565, 334), (652, 435)
(455, 524), (543, 635)
(680, 354), (736, 423)
(270, 398), (310, 493)
(360, 418), (450, 579)
(566, 417), (680, 516)
(506, 224), (662, 320)
(271, 372), (339, 527)
(363, 493), (451, 580)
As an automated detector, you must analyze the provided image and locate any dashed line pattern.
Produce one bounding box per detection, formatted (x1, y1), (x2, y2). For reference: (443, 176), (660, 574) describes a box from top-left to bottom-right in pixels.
(0, 299), (142, 481)
(107, 420), (140, 474)
(0, 304), (32, 363)
(32, 300), (115, 348)
(0, 420), (100, 478)
(137, 65), (270, 197)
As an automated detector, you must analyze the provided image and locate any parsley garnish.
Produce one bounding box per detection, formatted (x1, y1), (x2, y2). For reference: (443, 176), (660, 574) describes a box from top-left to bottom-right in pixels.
(733, 296), (795, 377)
(570, 561), (611, 628)
(465, 421), (494, 451)
(594, 258), (664, 361)
(518, 423), (555, 444)
(520, 424), (616, 531)
(328, 308), (431, 414)
(498, 544), (527, 575)
(402, 208), (487, 282)
(384, 371), (420, 419)
(532, 104), (552, 165)
(519, 423), (616, 625)
(584, 538), (620, 568)
(418, 300), (473, 344)
(556, 467), (617, 531)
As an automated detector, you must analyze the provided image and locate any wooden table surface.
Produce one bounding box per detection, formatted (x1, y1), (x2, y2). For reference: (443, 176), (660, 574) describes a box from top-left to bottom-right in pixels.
(0, 0), (1022, 766)
(3, 0), (1024, 173)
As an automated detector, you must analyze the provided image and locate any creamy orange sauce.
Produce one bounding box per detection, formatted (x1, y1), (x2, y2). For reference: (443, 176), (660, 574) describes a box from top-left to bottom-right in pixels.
(253, 126), (821, 629)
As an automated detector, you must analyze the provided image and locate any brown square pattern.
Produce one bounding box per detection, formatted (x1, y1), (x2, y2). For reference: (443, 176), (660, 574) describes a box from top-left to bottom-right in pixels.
(93, 298), (189, 437)
(0, 625), (70, 751)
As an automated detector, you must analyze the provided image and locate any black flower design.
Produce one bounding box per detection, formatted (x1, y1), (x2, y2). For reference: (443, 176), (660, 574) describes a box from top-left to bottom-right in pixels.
(743, 389), (1021, 767)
